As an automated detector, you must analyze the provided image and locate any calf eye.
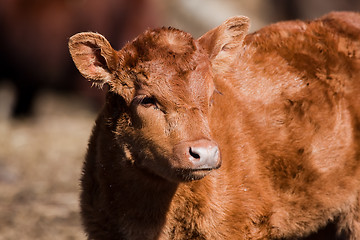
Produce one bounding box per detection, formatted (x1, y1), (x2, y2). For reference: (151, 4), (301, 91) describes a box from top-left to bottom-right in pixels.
(140, 96), (158, 109)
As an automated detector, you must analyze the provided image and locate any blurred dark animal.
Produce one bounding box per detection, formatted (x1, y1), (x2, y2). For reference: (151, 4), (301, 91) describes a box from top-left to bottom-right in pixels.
(269, 0), (360, 22)
(0, 0), (159, 117)
(69, 12), (360, 239)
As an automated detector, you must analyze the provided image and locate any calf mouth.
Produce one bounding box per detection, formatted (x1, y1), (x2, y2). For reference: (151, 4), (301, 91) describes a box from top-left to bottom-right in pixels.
(189, 162), (222, 172)
(174, 164), (221, 182)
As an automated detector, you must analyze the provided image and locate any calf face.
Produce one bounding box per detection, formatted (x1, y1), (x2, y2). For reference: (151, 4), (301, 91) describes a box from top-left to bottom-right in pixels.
(68, 22), (250, 182)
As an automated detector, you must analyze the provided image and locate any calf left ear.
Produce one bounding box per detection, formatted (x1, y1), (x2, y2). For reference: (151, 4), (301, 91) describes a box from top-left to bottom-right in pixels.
(198, 16), (250, 64)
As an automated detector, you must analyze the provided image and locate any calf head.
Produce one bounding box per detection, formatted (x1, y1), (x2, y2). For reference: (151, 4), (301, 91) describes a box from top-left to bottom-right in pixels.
(69, 16), (249, 182)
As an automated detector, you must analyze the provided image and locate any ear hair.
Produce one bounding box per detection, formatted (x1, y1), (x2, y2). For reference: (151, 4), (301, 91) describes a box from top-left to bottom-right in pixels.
(69, 32), (135, 103)
(68, 32), (119, 87)
(198, 16), (250, 62)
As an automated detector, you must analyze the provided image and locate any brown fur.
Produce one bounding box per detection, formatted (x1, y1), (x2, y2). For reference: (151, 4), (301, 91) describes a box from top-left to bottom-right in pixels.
(69, 12), (360, 239)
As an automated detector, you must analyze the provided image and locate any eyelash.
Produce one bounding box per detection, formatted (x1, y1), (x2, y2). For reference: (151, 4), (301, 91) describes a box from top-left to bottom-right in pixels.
(135, 96), (159, 110)
(141, 96), (157, 108)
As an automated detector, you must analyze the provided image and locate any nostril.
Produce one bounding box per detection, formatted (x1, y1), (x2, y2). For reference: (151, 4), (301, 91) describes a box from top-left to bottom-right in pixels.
(189, 147), (201, 159)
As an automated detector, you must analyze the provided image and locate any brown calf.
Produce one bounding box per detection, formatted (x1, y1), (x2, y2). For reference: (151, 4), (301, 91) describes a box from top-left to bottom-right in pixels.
(69, 11), (360, 239)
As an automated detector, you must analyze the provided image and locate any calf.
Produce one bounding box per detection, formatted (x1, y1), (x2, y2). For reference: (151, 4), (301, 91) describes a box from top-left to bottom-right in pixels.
(69, 11), (360, 239)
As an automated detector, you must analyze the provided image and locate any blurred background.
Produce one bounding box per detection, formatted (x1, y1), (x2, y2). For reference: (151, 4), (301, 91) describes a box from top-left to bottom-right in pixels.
(0, 0), (359, 239)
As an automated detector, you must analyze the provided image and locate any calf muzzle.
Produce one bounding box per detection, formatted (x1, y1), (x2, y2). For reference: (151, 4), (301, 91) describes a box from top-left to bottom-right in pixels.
(174, 139), (221, 171)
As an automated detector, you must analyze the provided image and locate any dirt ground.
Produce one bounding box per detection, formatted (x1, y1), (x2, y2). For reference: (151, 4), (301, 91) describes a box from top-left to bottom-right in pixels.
(0, 91), (98, 240)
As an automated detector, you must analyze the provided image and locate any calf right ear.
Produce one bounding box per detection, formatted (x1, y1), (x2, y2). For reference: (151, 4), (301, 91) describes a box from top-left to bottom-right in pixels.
(68, 32), (120, 88)
(198, 16), (250, 65)
(69, 32), (135, 102)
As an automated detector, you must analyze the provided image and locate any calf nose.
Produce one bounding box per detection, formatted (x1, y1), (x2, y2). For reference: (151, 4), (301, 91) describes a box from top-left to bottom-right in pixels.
(188, 140), (220, 169)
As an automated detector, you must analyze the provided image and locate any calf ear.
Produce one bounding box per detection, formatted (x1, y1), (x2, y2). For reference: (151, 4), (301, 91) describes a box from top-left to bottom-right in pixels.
(68, 32), (120, 88)
(198, 16), (249, 63)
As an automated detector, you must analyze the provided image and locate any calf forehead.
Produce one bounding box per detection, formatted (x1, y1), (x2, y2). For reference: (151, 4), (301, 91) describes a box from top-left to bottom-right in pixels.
(122, 28), (214, 102)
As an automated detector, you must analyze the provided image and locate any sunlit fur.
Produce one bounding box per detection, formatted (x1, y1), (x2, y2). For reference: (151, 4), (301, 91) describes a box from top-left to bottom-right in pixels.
(69, 11), (360, 239)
